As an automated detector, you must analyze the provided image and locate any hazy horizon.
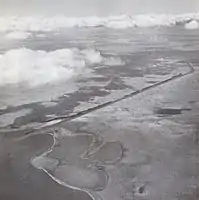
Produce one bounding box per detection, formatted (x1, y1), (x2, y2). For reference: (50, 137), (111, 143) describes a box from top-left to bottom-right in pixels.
(0, 0), (199, 16)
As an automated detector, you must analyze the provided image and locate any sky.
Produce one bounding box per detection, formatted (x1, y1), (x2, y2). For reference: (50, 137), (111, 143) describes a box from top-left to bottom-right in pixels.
(0, 0), (199, 16)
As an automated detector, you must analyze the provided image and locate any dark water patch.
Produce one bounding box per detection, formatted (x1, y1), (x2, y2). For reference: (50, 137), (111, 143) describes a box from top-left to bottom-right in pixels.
(104, 76), (132, 90)
(138, 185), (146, 194)
(155, 108), (191, 116)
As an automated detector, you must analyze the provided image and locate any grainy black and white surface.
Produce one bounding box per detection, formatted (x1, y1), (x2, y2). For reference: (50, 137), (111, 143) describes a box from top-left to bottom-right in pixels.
(1, 24), (199, 200)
